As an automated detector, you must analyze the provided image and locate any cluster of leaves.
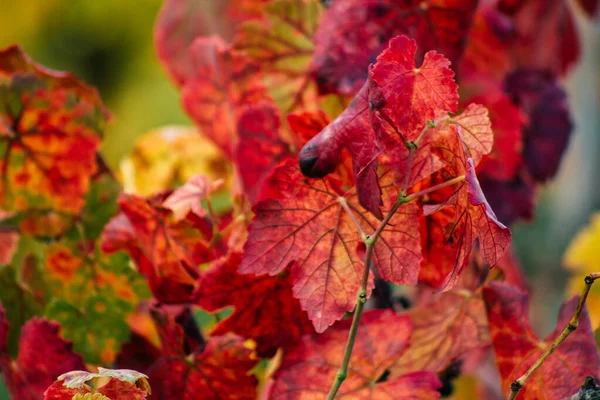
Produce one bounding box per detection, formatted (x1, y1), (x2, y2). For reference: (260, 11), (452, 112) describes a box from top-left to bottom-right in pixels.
(0, 0), (598, 399)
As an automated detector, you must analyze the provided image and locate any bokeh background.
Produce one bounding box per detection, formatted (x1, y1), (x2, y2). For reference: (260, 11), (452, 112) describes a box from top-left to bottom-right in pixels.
(0, 1), (598, 397)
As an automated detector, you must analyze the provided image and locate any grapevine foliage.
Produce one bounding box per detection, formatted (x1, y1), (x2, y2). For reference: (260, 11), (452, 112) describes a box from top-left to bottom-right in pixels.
(0, 1), (597, 400)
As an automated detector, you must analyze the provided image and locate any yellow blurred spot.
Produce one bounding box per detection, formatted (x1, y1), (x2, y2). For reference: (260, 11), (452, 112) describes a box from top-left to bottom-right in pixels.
(120, 125), (232, 196)
(563, 213), (600, 328)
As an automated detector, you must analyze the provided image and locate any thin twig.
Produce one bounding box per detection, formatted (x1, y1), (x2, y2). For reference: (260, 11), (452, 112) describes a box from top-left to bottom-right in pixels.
(404, 175), (465, 203)
(508, 272), (600, 400)
(326, 195), (408, 400)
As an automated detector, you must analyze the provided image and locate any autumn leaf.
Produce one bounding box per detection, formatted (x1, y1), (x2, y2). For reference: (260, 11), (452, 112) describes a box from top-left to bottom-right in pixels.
(43, 244), (150, 365)
(0, 46), (110, 235)
(194, 251), (313, 357)
(0, 315), (85, 400)
(234, 0), (322, 112)
(418, 125), (511, 290)
(44, 368), (150, 400)
(234, 101), (291, 204)
(391, 289), (490, 376)
(504, 69), (573, 182)
(100, 193), (215, 303)
(163, 174), (223, 220)
(239, 158), (422, 332)
(469, 92), (524, 181)
(145, 310), (258, 399)
(181, 36), (269, 157)
(120, 126), (232, 199)
(298, 80), (383, 217)
(299, 36), (459, 217)
(508, 0), (581, 75)
(311, 0), (477, 96)
(264, 309), (441, 399)
(483, 281), (600, 399)
(564, 212), (600, 328)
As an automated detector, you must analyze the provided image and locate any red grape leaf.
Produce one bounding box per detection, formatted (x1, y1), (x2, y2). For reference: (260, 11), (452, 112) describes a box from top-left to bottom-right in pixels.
(420, 128), (511, 290)
(311, 0), (478, 96)
(163, 174), (224, 220)
(146, 310), (258, 399)
(239, 159), (422, 332)
(483, 281), (600, 399)
(234, 0), (322, 112)
(300, 36), (459, 217)
(371, 35), (458, 141)
(264, 310), (441, 399)
(504, 69), (572, 182)
(391, 289), (490, 375)
(460, 6), (514, 80)
(510, 0), (580, 75)
(470, 92), (524, 181)
(299, 81), (382, 217)
(194, 251), (313, 357)
(0, 317), (85, 400)
(0, 46), (110, 234)
(100, 193), (213, 303)
(450, 103), (493, 166)
(286, 109), (330, 147)
(154, 0), (235, 86)
(181, 36), (269, 157)
(235, 101), (291, 204)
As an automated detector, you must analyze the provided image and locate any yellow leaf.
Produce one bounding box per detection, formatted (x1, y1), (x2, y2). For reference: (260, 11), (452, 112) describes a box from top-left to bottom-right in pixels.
(563, 213), (600, 327)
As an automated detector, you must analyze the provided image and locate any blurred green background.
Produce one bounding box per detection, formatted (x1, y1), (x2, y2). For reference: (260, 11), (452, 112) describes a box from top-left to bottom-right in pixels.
(0, 1), (598, 398)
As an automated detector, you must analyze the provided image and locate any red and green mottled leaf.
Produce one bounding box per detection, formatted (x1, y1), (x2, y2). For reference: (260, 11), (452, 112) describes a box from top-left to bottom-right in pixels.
(234, 0), (322, 112)
(181, 36), (269, 157)
(0, 317), (85, 400)
(240, 159), (422, 332)
(43, 244), (150, 365)
(0, 46), (110, 235)
(484, 281), (600, 399)
(194, 251), (312, 357)
(146, 310), (258, 399)
(100, 193), (213, 303)
(311, 0), (478, 95)
(264, 310), (441, 399)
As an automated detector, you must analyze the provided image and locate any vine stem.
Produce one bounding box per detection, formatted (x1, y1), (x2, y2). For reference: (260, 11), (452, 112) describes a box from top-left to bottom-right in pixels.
(508, 272), (600, 400)
(326, 195), (408, 400)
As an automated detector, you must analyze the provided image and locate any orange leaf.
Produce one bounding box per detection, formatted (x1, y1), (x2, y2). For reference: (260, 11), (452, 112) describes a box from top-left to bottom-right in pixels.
(264, 310), (441, 399)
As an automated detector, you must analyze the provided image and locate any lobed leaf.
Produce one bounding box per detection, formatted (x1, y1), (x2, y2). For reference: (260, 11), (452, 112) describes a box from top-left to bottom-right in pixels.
(264, 309), (441, 399)
(194, 251), (313, 357)
(240, 159), (422, 332)
(484, 281), (600, 399)
(0, 46), (110, 235)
